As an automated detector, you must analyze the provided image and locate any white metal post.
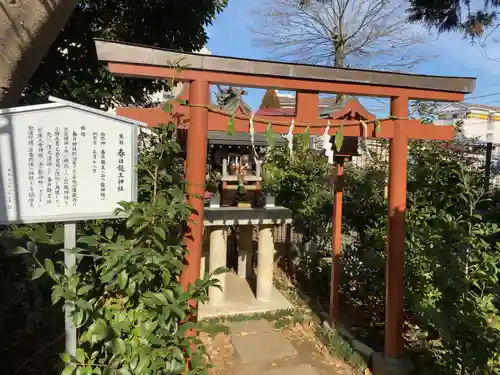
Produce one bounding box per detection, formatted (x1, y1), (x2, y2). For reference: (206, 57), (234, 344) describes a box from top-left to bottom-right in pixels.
(64, 222), (77, 356)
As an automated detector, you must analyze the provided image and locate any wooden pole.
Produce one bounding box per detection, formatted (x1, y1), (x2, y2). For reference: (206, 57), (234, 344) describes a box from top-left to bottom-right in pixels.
(384, 96), (409, 359)
(329, 156), (345, 325)
(181, 80), (209, 298)
(485, 142), (493, 191)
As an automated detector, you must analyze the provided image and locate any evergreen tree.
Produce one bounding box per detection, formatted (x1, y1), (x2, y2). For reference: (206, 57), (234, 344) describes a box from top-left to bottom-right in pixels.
(260, 89), (281, 109)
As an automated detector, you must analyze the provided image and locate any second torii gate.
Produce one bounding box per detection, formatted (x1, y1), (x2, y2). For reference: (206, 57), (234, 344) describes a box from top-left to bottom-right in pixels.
(94, 39), (475, 375)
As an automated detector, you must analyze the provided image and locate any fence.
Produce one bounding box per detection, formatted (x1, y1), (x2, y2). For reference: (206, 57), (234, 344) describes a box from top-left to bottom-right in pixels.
(347, 139), (500, 191)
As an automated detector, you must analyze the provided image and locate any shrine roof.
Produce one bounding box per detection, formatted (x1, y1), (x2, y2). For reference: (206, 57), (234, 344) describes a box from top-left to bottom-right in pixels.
(255, 107), (295, 117)
(208, 130), (286, 146)
(95, 39), (475, 94)
(255, 96), (374, 119)
(320, 96), (375, 119)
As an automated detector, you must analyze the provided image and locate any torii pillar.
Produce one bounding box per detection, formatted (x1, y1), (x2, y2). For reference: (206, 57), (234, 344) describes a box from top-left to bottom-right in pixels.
(180, 80), (209, 302)
(373, 96), (414, 374)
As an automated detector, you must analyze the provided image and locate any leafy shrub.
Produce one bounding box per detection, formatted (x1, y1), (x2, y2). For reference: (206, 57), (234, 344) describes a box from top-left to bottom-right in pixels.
(341, 139), (500, 373)
(266, 135), (332, 242)
(271, 126), (500, 373)
(11, 124), (223, 375)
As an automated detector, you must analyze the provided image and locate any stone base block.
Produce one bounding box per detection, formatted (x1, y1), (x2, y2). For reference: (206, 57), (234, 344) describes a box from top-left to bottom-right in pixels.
(371, 352), (414, 375)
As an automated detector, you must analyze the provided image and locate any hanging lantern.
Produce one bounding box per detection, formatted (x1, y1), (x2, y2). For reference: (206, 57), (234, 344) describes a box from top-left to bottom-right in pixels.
(333, 136), (360, 158)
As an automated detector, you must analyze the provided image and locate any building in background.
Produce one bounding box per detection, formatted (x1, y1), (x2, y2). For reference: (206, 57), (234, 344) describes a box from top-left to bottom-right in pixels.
(276, 91), (335, 111)
(437, 102), (500, 143)
(437, 102), (500, 188)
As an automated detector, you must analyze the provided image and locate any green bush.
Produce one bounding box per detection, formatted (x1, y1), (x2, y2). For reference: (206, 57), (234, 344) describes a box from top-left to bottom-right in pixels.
(10, 124), (223, 375)
(269, 127), (500, 373)
(266, 135), (332, 242)
(341, 139), (500, 373)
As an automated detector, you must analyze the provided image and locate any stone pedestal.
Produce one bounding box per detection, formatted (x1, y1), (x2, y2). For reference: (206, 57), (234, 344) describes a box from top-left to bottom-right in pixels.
(200, 229), (209, 279)
(257, 224), (274, 302)
(209, 226), (227, 306)
(200, 207), (292, 317)
(238, 225), (253, 278)
(372, 352), (414, 375)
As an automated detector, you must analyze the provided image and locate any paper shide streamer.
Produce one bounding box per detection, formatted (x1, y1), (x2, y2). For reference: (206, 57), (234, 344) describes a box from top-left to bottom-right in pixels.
(322, 121), (334, 164)
(249, 113), (259, 164)
(359, 120), (372, 161)
(286, 119), (295, 160)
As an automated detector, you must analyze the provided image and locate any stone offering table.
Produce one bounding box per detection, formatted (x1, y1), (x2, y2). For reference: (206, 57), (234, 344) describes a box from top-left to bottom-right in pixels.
(199, 207), (293, 318)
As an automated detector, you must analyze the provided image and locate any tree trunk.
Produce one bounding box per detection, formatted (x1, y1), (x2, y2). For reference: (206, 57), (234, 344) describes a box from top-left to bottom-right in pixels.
(0, 0), (77, 108)
(334, 42), (346, 104)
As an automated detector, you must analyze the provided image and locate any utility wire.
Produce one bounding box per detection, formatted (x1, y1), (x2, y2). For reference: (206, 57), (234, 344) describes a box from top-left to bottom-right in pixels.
(465, 92), (500, 100)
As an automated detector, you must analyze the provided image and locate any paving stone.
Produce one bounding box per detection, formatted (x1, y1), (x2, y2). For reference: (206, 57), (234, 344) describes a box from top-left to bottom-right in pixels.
(230, 321), (297, 363)
(261, 364), (319, 375)
(230, 319), (276, 335)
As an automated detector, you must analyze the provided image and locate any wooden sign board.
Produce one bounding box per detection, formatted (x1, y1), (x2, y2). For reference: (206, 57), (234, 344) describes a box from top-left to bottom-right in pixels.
(0, 97), (142, 225)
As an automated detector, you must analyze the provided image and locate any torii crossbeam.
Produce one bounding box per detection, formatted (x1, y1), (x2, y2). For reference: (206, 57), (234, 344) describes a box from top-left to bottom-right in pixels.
(94, 39), (476, 373)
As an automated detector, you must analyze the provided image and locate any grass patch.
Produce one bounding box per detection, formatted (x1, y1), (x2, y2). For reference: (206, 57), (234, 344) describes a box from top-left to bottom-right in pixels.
(273, 267), (369, 372)
(315, 325), (367, 372)
(199, 308), (301, 335)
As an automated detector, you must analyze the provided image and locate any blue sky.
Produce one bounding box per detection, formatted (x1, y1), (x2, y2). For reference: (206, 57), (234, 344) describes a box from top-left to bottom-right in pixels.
(206, 0), (500, 116)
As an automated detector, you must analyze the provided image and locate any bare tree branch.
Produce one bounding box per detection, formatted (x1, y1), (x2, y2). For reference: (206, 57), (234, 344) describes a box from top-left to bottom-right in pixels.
(251, 0), (429, 71)
(479, 25), (500, 62)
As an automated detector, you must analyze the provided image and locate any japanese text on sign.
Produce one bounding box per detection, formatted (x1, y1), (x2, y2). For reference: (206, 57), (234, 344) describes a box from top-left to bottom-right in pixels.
(0, 103), (138, 224)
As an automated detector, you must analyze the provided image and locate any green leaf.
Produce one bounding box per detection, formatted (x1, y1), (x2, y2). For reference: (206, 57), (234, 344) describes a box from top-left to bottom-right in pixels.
(112, 338), (126, 355)
(136, 356), (151, 374)
(77, 236), (98, 246)
(75, 348), (86, 363)
(302, 126), (310, 152)
(176, 98), (187, 105)
(11, 246), (30, 255)
(28, 227), (48, 243)
(375, 119), (381, 133)
(126, 281), (137, 296)
(62, 364), (76, 375)
(126, 215), (141, 229)
(44, 258), (55, 278)
(165, 288), (175, 302)
(75, 299), (93, 311)
(60, 352), (71, 363)
(163, 101), (172, 113)
(144, 292), (169, 306)
(335, 125), (344, 152)
(118, 270), (129, 290)
(212, 267), (229, 276)
(77, 285), (93, 296)
(227, 116), (235, 135)
(27, 241), (38, 256)
(52, 285), (64, 304)
(265, 121), (276, 149)
(154, 227), (166, 241)
(87, 319), (108, 344)
(73, 310), (85, 328)
(172, 346), (184, 361)
(51, 226), (65, 243)
(105, 227), (114, 240)
(168, 304), (186, 320)
(117, 369), (132, 375)
(31, 268), (45, 280)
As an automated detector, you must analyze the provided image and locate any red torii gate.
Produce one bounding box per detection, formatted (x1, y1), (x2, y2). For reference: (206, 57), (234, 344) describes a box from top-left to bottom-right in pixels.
(94, 39), (475, 372)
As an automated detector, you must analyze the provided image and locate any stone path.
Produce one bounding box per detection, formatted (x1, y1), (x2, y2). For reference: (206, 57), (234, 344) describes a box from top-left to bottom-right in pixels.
(202, 319), (360, 375)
